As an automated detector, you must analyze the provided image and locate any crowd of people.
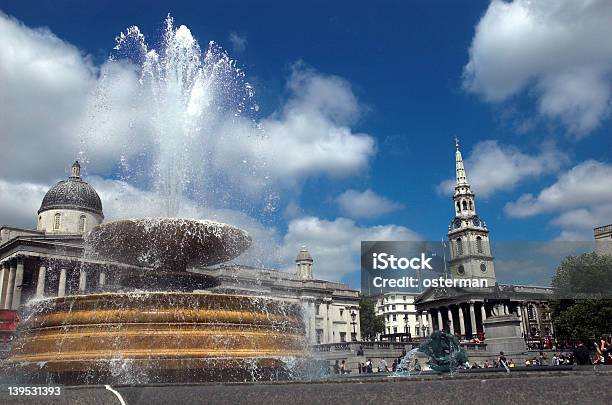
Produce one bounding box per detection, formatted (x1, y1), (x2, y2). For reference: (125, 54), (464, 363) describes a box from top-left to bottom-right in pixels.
(331, 336), (611, 375)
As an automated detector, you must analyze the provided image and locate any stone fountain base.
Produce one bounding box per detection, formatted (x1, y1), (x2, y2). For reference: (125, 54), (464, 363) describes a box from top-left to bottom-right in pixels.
(7, 292), (307, 384)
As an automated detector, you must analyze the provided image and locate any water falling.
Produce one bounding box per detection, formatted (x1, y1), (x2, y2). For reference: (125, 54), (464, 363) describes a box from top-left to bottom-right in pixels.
(97, 15), (262, 216)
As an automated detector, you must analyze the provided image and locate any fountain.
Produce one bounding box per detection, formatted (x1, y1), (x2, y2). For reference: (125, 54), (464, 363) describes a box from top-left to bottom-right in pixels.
(5, 17), (307, 384)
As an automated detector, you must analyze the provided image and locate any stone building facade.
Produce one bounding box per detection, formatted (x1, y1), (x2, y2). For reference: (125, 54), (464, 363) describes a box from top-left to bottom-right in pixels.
(197, 248), (361, 345)
(595, 223), (612, 256)
(415, 141), (555, 345)
(374, 292), (430, 340)
(0, 162), (361, 347)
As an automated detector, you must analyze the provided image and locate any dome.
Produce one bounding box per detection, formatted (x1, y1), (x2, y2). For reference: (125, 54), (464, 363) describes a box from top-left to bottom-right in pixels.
(38, 161), (104, 218)
(296, 246), (313, 262)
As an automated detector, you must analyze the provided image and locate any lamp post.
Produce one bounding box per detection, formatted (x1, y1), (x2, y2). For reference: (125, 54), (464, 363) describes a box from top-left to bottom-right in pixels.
(350, 310), (357, 341)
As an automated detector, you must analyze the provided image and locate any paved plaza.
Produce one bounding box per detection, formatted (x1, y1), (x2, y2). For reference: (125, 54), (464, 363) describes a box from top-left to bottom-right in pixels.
(0, 371), (610, 405)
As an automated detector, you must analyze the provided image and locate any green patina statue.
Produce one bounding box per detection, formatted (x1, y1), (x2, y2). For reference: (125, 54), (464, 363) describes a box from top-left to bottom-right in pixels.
(418, 330), (469, 372)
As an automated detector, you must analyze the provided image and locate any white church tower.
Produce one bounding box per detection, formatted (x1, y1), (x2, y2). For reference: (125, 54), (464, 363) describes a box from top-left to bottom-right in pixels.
(447, 138), (496, 284)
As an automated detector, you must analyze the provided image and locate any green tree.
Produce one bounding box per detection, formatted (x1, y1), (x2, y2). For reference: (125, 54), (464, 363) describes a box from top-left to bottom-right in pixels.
(550, 252), (612, 341)
(359, 298), (385, 341)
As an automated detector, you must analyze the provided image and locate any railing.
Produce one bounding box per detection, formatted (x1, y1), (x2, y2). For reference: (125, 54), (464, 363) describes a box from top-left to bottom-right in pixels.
(311, 341), (414, 353)
(594, 224), (612, 235)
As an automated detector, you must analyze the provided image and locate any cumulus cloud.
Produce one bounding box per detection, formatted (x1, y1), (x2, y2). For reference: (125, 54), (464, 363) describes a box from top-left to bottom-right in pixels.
(0, 13), (375, 194)
(0, 14), (384, 279)
(228, 31), (247, 53)
(505, 160), (612, 239)
(203, 66), (376, 192)
(436, 140), (567, 197)
(279, 216), (421, 281)
(464, 0), (612, 136)
(336, 189), (404, 219)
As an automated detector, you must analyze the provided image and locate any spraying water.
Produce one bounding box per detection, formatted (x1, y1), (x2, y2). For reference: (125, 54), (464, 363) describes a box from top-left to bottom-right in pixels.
(86, 15), (263, 216)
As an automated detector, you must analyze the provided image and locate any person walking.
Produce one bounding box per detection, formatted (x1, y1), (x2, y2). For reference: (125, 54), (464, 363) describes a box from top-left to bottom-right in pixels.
(573, 341), (593, 365)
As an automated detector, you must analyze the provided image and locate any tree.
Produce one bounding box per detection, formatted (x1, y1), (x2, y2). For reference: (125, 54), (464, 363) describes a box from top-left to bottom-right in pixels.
(359, 298), (385, 341)
(550, 252), (612, 341)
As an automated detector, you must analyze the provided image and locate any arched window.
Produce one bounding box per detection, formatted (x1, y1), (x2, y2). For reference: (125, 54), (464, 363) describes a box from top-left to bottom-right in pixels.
(456, 201), (460, 212)
(53, 213), (61, 230)
(79, 215), (86, 232)
(462, 200), (467, 210)
(456, 238), (463, 256)
(476, 236), (483, 253)
(469, 201), (473, 210)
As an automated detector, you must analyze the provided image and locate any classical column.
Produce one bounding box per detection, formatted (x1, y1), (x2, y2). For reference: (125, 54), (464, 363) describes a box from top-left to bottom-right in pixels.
(534, 304), (542, 334)
(480, 302), (487, 321)
(503, 303), (509, 315)
(469, 302), (477, 337)
(4, 262), (16, 309)
(36, 265), (46, 298)
(436, 308), (443, 331)
(426, 311), (432, 331)
(522, 304), (530, 336)
(58, 268), (67, 297)
(11, 258), (25, 309)
(99, 270), (106, 287)
(78, 268), (87, 292)
(517, 304), (525, 336)
(447, 307), (454, 334)
(0, 262), (7, 306)
(326, 303), (333, 343)
(458, 304), (466, 337)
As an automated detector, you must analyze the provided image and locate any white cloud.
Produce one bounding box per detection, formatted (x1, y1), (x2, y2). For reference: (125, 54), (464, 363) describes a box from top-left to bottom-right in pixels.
(336, 189), (403, 219)
(436, 140), (566, 197)
(464, 0), (612, 136)
(0, 179), (48, 228)
(279, 216), (420, 281)
(505, 160), (612, 239)
(228, 31), (247, 53)
(0, 13), (375, 195)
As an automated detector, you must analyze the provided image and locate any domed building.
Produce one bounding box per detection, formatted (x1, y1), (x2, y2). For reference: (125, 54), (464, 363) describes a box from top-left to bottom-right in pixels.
(37, 161), (104, 234)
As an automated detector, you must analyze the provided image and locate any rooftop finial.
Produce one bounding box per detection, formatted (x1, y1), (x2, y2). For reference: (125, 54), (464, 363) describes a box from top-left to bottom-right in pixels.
(455, 136), (459, 151)
(70, 161), (81, 178)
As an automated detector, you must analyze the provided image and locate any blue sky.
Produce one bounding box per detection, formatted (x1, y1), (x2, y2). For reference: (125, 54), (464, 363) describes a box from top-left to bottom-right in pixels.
(1, 0), (611, 286)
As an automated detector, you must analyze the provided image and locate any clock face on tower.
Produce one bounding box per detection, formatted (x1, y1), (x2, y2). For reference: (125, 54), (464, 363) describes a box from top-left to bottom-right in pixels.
(473, 217), (480, 227)
(453, 218), (462, 229)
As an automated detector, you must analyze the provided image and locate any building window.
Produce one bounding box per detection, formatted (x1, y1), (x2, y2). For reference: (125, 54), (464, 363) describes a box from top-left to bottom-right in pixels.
(456, 238), (463, 255)
(351, 332), (357, 342)
(316, 305), (320, 316)
(339, 308), (344, 317)
(462, 200), (467, 210)
(457, 265), (465, 275)
(415, 325), (419, 335)
(53, 213), (61, 230)
(340, 332), (346, 342)
(79, 215), (86, 232)
(476, 236), (483, 253)
(392, 314), (397, 321)
(393, 327), (397, 334)
(316, 329), (323, 344)
(392, 305), (396, 310)
(402, 295), (406, 301)
(404, 304), (407, 310)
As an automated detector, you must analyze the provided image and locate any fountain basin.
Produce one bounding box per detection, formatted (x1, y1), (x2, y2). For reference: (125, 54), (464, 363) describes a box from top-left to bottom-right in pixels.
(8, 292), (306, 383)
(85, 218), (252, 270)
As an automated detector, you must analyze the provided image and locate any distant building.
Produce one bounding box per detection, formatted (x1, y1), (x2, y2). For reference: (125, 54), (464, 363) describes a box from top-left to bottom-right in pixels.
(594, 224), (612, 256)
(198, 247), (361, 345)
(0, 163), (361, 347)
(373, 292), (430, 340)
(415, 140), (554, 345)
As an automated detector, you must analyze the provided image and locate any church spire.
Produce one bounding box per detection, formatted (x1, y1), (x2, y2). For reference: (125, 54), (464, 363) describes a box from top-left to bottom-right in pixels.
(455, 137), (468, 186)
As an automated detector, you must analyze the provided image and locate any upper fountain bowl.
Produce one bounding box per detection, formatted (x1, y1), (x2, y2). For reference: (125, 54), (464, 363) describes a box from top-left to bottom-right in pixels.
(85, 218), (251, 270)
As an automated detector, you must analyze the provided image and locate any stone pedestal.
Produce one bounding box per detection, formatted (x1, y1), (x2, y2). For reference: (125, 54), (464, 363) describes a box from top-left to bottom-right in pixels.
(482, 314), (526, 355)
